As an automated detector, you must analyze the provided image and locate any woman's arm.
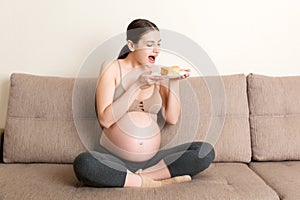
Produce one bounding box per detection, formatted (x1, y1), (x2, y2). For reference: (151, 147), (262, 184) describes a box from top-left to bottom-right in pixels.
(159, 80), (181, 125)
(159, 69), (190, 125)
(96, 61), (164, 129)
(96, 61), (141, 129)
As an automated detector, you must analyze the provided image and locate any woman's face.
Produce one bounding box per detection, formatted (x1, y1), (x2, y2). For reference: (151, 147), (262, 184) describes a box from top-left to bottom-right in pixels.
(131, 30), (161, 65)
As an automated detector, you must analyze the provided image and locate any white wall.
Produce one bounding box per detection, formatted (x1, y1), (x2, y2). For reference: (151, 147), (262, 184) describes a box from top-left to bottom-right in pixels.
(1, 0), (300, 128)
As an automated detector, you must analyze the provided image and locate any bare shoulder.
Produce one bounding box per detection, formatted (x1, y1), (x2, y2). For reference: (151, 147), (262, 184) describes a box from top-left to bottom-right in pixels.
(99, 60), (118, 76)
(96, 60), (120, 88)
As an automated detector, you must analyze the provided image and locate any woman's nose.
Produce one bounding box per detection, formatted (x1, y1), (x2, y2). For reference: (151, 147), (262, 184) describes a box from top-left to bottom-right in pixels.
(153, 45), (160, 53)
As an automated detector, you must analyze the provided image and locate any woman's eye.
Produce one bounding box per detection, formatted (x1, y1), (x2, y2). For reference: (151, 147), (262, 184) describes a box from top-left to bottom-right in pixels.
(146, 43), (160, 48)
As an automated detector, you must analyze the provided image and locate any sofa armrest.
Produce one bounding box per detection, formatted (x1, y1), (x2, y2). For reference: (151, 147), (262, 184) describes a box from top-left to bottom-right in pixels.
(0, 128), (4, 163)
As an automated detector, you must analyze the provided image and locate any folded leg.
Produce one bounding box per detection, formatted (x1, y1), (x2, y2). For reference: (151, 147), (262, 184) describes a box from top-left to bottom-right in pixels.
(143, 142), (215, 177)
(73, 151), (128, 187)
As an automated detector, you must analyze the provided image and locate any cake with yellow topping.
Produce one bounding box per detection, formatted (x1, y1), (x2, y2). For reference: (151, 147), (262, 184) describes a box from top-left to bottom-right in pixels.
(160, 66), (181, 76)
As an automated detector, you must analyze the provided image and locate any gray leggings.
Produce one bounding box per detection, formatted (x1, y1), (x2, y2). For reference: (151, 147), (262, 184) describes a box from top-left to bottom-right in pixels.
(73, 142), (215, 187)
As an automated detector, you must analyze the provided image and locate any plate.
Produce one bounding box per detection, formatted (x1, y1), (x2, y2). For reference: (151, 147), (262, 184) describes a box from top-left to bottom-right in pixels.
(150, 72), (181, 79)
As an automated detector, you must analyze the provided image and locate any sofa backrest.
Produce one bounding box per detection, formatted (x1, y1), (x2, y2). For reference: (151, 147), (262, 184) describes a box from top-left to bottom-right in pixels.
(247, 73), (300, 161)
(161, 74), (251, 162)
(3, 73), (251, 163)
(3, 73), (86, 163)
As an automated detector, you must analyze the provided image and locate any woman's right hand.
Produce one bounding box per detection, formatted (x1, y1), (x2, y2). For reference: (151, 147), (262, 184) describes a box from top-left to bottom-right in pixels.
(137, 70), (164, 89)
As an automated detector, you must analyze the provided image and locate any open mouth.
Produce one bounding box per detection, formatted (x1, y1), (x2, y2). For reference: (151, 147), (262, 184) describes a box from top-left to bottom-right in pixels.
(148, 55), (156, 63)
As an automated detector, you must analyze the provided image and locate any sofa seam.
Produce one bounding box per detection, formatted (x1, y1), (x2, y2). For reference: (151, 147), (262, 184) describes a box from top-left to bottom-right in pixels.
(248, 164), (282, 200)
(250, 114), (300, 117)
(7, 114), (249, 120)
(6, 117), (97, 121)
(246, 74), (253, 163)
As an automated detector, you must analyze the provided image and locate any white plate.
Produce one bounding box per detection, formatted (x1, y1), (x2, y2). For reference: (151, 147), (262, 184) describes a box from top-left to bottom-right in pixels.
(150, 72), (181, 79)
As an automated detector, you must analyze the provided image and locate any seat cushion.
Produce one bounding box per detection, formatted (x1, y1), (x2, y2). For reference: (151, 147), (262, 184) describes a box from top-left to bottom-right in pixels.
(247, 74), (300, 161)
(0, 163), (279, 200)
(250, 161), (300, 200)
(0, 164), (77, 199)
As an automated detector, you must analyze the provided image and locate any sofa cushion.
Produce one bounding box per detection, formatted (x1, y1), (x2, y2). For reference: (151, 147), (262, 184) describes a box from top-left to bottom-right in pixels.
(0, 163), (279, 200)
(3, 73), (86, 163)
(0, 164), (77, 199)
(250, 161), (300, 200)
(73, 163), (278, 200)
(161, 74), (251, 162)
(4, 73), (250, 163)
(247, 74), (300, 161)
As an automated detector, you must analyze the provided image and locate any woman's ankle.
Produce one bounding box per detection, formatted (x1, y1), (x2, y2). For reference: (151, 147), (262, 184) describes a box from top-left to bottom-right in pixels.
(124, 170), (142, 187)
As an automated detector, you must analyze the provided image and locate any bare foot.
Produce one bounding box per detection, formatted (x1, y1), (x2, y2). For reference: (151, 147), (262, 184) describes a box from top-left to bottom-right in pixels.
(161, 175), (192, 186)
(139, 174), (192, 188)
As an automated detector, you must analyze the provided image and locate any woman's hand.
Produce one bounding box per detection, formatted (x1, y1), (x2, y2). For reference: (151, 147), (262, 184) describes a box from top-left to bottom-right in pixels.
(171, 68), (191, 81)
(137, 70), (165, 89)
(179, 68), (191, 79)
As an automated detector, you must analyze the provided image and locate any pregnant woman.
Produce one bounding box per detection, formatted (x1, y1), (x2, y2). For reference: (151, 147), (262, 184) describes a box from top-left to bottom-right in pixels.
(73, 19), (215, 188)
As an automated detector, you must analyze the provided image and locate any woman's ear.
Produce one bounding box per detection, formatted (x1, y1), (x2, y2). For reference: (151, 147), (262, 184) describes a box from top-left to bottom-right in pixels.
(127, 40), (135, 52)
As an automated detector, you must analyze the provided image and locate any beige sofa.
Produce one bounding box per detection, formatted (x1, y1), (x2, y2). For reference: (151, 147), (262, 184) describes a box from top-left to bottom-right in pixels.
(0, 72), (299, 200)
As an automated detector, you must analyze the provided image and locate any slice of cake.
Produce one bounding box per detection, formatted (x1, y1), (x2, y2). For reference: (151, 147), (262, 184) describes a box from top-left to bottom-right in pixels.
(160, 66), (180, 76)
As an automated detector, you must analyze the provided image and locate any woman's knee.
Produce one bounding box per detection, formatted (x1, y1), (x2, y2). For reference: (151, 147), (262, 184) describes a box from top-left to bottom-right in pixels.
(189, 143), (215, 176)
(197, 142), (215, 168)
(73, 152), (94, 181)
(189, 142), (215, 160)
(198, 142), (215, 156)
(73, 151), (128, 187)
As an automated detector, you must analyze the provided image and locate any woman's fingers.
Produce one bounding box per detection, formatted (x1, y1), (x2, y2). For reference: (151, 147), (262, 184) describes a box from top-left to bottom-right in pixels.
(181, 73), (190, 79)
(180, 68), (191, 72)
(143, 73), (164, 82)
(147, 77), (163, 85)
(175, 68), (191, 80)
(150, 76), (165, 81)
(140, 70), (152, 77)
(139, 72), (164, 89)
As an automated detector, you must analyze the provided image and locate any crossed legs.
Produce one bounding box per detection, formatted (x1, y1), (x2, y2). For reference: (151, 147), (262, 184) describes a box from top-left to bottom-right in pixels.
(73, 142), (215, 188)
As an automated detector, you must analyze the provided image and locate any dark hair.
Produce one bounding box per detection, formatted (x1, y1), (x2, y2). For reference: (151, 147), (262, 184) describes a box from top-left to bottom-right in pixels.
(118, 19), (159, 59)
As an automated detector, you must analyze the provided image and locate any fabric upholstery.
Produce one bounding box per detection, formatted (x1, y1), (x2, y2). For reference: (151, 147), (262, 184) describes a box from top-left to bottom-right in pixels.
(0, 163), (279, 200)
(247, 74), (300, 161)
(0, 128), (4, 162)
(0, 164), (77, 199)
(73, 163), (278, 200)
(4, 73), (250, 163)
(161, 74), (251, 162)
(3, 73), (86, 163)
(250, 161), (300, 200)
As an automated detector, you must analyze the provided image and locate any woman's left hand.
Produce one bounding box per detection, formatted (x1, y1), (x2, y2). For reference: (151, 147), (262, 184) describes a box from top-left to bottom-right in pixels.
(172, 68), (191, 80)
(180, 68), (191, 79)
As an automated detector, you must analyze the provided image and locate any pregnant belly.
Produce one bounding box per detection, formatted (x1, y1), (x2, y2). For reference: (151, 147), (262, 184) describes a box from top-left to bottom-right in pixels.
(100, 111), (161, 162)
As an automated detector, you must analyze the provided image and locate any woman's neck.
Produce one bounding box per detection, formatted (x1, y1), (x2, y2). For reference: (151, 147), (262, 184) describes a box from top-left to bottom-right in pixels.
(122, 54), (145, 69)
